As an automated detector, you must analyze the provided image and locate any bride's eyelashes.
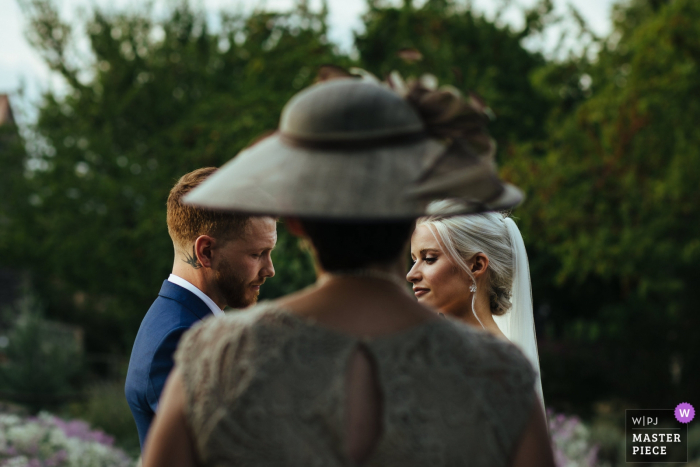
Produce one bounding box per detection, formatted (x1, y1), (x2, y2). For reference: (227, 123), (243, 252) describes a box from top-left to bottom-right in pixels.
(409, 255), (437, 264)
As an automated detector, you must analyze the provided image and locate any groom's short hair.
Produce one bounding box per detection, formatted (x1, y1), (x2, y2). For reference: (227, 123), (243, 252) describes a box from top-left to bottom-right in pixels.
(167, 167), (250, 251)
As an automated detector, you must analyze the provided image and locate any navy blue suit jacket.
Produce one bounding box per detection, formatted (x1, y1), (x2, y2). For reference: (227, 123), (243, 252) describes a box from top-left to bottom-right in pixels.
(125, 280), (214, 448)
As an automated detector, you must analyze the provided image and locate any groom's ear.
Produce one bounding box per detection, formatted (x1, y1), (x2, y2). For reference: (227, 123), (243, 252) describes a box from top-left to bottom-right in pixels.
(194, 235), (216, 269)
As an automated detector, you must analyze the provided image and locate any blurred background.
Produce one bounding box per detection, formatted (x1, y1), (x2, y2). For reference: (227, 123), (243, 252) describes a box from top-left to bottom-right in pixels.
(0, 0), (698, 465)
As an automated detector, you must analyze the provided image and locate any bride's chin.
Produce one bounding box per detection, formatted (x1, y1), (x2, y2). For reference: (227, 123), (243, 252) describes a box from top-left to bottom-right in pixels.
(417, 297), (438, 310)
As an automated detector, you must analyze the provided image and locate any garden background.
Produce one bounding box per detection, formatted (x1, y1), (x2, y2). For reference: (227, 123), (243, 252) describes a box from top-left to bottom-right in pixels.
(1, 0), (699, 464)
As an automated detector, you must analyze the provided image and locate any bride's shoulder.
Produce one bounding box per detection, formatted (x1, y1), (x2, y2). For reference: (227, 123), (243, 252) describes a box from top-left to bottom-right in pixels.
(437, 318), (536, 378)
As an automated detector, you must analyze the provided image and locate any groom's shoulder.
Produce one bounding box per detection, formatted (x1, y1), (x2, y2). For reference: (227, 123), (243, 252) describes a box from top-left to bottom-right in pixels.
(127, 285), (211, 386)
(144, 299), (187, 335)
(140, 281), (205, 331)
(130, 284), (207, 359)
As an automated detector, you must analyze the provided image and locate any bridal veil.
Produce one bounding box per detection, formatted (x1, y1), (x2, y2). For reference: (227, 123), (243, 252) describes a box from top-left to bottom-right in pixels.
(494, 217), (545, 411)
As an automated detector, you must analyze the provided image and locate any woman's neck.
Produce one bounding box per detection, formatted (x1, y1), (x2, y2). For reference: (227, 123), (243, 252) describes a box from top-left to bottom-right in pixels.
(460, 292), (508, 340)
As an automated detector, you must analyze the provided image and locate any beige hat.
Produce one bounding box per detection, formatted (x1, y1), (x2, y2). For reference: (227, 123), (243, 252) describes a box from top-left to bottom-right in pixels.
(184, 77), (523, 219)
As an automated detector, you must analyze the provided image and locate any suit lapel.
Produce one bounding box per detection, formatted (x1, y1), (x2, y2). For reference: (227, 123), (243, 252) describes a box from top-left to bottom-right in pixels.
(157, 280), (213, 321)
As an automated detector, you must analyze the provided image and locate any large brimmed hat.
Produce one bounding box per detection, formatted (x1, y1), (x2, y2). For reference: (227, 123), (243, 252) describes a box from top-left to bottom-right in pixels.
(184, 76), (522, 219)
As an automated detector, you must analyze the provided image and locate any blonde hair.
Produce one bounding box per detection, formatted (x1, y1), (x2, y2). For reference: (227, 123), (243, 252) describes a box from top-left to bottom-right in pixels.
(418, 200), (514, 315)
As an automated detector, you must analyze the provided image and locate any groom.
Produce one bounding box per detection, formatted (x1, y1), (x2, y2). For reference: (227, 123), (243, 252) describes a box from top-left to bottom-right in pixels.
(125, 167), (277, 448)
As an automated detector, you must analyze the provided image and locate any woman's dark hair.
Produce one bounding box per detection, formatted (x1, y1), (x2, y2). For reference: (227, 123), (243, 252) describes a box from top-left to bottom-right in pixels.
(298, 219), (415, 272)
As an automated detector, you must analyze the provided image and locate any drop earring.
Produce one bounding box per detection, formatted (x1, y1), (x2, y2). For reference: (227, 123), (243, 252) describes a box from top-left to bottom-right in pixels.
(470, 281), (485, 330)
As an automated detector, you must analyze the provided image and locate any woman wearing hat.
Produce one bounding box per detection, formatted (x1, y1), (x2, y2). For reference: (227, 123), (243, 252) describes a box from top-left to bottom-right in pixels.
(142, 77), (555, 467)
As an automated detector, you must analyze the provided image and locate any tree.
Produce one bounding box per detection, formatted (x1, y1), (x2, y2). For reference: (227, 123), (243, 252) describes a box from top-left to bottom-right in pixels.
(0, 95), (28, 265)
(507, 0), (700, 408)
(8, 0), (697, 414)
(356, 0), (553, 147)
(9, 0), (344, 354)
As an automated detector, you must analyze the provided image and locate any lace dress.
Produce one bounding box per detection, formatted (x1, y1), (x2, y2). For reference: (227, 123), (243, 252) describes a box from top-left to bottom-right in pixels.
(174, 302), (537, 467)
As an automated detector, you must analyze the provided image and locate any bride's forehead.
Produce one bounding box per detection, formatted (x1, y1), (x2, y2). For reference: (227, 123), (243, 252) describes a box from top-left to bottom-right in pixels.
(412, 224), (441, 247)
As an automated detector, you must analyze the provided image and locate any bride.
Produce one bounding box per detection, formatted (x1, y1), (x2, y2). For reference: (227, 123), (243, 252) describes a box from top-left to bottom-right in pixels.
(407, 199), (545, 410)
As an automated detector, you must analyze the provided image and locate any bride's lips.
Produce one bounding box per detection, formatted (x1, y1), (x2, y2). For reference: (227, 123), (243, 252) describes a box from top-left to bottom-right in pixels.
(413, 287), (429, 298)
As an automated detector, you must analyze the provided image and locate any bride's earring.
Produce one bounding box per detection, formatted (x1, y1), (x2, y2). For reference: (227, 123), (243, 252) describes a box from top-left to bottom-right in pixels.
(470, 282), (485, 330)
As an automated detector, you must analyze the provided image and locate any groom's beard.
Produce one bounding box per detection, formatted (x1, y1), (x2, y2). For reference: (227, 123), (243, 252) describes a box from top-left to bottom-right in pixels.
(214, 259), (259, 309)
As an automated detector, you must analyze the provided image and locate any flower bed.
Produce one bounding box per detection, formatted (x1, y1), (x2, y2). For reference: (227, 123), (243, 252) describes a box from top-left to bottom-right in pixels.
(548, 410), (600, 467)
(0, 412), (133, 467)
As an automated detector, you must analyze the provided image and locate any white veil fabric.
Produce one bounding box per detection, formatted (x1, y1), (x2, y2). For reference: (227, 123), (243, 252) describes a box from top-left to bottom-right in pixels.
(493, 217), (545, 412)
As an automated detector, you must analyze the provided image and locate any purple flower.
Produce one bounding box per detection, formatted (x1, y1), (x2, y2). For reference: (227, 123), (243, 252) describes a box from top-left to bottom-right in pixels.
(51, 416), (115, 446)
(547, 409), (600, 467)
(586, 444), (600, 466)
(554, 448), (569, 467)
(26, 442), (40, 456)
(1, 412), (133, 467)
(45, 449), (68, 467)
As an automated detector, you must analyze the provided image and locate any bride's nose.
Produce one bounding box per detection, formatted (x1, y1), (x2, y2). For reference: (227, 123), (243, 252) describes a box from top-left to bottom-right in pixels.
(406, 263), (421, 283)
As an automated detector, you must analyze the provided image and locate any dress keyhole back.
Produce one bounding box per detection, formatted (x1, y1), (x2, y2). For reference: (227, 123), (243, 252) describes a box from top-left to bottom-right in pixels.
(344, 344), (383, 465)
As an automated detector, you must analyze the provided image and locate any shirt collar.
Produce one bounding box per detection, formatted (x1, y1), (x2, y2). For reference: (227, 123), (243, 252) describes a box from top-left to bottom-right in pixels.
(167, 274), (224, 317)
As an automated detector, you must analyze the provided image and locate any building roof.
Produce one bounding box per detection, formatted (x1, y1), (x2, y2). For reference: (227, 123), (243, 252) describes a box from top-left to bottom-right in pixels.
(0, 95), (15, 126)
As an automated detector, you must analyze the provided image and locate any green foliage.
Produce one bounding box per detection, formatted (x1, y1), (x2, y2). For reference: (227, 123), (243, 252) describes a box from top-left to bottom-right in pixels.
(0, 291), (84, 411)
(356, 0), (552, 145)
(64, 380), (140, 457)
(507, 0), (700, 407)
(0, 122), (29, 257)
(3, 0), (699, 415)
(11, 1), (347, 353)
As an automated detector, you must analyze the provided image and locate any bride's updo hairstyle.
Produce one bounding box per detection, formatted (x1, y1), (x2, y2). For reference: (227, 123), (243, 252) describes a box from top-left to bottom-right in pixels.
(418, 199), (514, 316)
